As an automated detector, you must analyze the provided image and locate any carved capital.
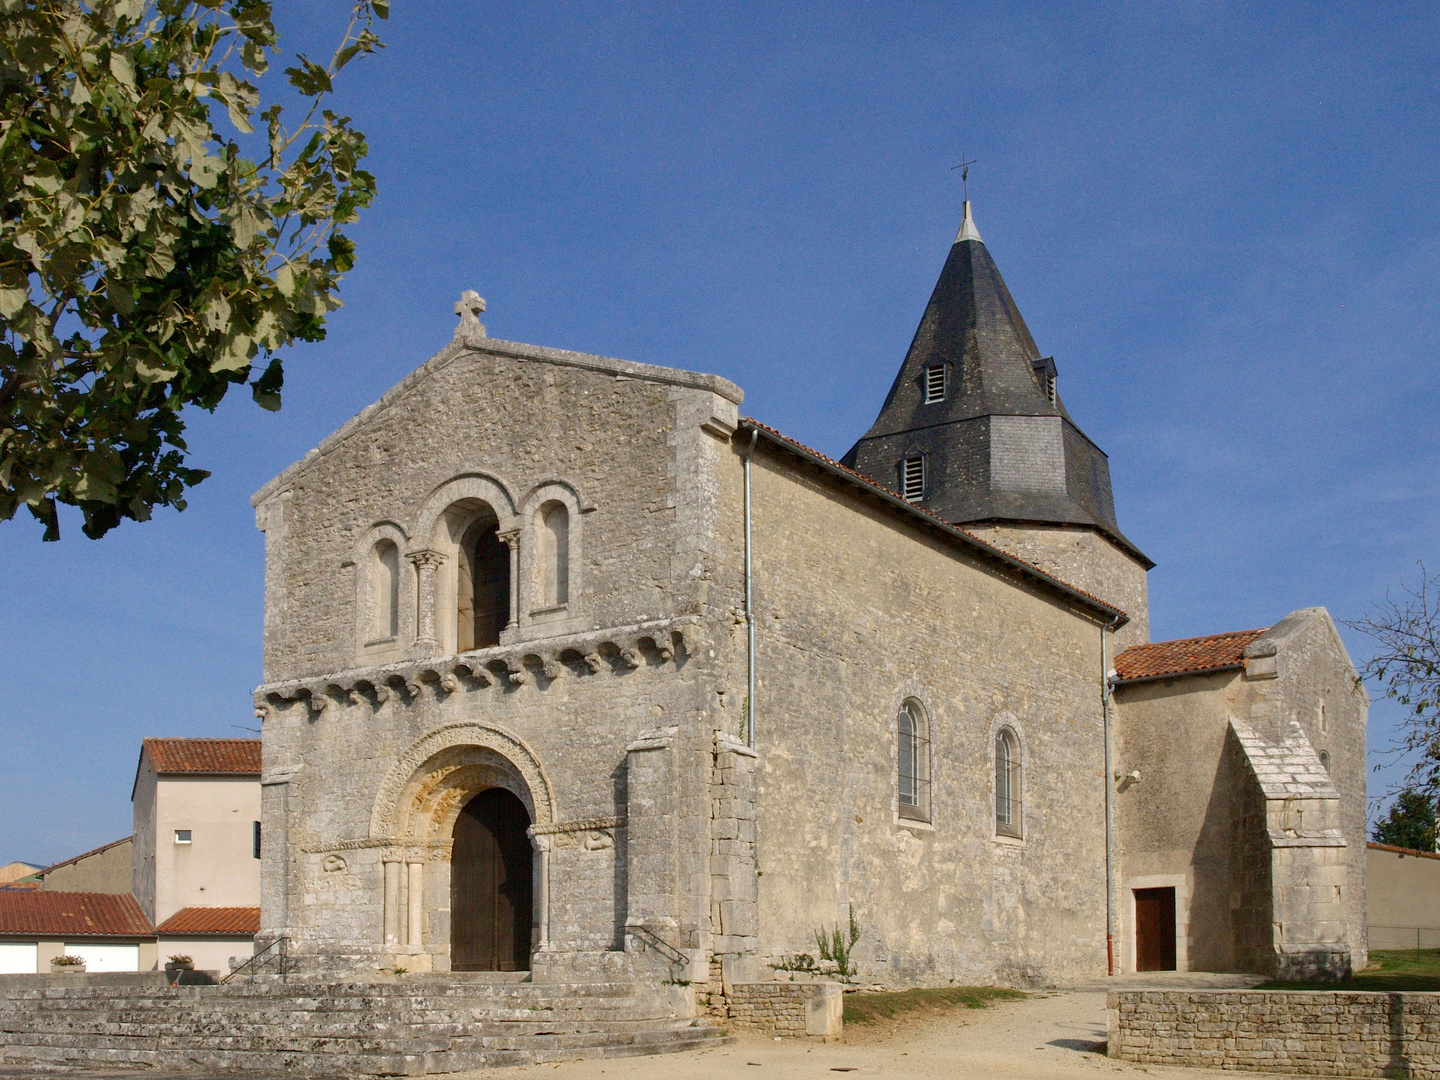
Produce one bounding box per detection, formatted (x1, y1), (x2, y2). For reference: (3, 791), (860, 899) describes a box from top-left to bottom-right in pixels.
(408, 549), (446, 572)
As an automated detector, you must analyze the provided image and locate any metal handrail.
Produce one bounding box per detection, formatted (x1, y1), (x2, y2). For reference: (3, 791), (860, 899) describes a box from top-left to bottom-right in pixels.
(624, 924), (688, 967)
(220, 935), (290, 984)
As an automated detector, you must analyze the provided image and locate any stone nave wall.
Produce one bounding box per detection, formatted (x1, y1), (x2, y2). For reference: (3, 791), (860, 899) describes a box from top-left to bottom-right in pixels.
(719, 437), (1118, 987)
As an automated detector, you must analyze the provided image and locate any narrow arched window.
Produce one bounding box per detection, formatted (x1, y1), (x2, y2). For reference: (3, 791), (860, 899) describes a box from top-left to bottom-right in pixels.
(372, 540), (400, 640)
(995, 727), (1022, 838)
(458, 515), (510, 651)
(1319, 749), (1330, 773)
(897, 700), (930, 822)
(536, 501), (569, 608)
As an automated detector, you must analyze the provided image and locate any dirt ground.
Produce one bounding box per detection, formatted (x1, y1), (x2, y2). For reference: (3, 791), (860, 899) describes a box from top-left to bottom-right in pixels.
(0, 973), (1285, 1080)
(456, 973), (1284, 1080)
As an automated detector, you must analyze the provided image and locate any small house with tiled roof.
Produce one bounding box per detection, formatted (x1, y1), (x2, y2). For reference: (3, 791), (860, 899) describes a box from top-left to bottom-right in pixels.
(0, 891), (155, 974)
(132, 738), (261, 941)
(1111, 609), (1366, 977)
(244, 200), (1366, 996)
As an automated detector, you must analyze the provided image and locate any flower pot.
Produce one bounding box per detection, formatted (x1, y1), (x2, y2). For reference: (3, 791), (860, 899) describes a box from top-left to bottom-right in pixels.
(164, 962), (194, 971)
(50, 962), (84, 974)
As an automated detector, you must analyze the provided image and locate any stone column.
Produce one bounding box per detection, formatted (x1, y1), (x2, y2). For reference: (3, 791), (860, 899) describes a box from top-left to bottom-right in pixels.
(498, 529), (521, 633)
(409, 550), (446, 653)
(529, 830), (551, 951)
(406, 860), (424, 946)
(383, 858), (402, 948)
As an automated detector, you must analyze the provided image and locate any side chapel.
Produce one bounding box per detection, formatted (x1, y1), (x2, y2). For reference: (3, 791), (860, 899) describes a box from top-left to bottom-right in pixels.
(252, 202), (1366, 989)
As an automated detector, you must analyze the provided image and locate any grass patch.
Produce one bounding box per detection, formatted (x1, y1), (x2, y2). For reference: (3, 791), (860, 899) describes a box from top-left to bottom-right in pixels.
(1259, 949), (1440, 992)
(844, 985), (1025, 1026)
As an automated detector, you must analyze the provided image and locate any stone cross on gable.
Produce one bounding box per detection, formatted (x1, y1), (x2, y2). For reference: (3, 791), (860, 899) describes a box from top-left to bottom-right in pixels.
(454, 290), (487, 344)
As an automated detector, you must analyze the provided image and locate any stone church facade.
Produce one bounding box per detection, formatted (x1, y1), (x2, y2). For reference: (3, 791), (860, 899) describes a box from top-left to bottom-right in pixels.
(251, 203), (1366, 990)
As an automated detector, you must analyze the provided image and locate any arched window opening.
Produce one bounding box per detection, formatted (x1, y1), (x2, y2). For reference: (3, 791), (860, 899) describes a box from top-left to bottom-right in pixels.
(372, 539), (400, 640)
(1319, 749), (1330, 773)
(897, 700), (930, 822)
(458, 513), (510, 651)
(536, 501), (569, 608)
(995, 727), (1022, 838)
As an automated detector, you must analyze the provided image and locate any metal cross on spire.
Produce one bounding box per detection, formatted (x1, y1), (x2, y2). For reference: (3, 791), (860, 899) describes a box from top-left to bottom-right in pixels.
(950, 153), (978, 201)
(950, 152), (973, 203)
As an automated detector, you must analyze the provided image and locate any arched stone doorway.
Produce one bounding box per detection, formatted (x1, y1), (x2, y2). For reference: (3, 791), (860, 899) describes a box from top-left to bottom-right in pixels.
(451, 788), (533, 971)
(370, 723), (556, 972)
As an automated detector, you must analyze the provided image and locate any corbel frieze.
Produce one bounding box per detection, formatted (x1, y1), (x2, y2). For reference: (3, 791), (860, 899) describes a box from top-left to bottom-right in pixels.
(255, 616), (708, 716)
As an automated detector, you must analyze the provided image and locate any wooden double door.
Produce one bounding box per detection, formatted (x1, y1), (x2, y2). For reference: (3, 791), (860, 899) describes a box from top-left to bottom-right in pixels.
(450, 788), (533, 971)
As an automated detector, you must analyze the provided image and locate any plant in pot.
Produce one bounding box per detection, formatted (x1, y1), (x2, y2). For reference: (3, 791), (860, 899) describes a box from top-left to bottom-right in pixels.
(165, 954), (194, 972)
(50, 954), (85, 973)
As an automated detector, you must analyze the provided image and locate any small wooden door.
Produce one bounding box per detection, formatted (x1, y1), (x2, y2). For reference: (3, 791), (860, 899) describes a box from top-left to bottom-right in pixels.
(1134, 887), (1177, 971)
(451, 788), (533, 971)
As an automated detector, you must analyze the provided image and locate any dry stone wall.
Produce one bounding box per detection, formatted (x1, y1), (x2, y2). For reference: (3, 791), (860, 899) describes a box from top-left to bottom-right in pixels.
(1109, 990), (1440, 1077)
(726, 981), (842, 1038)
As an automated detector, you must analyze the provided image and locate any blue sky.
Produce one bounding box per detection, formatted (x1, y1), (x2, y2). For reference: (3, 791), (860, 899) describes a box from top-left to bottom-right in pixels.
(2, 2), (1436, 864)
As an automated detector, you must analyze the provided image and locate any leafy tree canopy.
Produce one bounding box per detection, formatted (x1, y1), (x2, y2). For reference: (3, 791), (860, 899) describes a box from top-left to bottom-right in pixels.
(1372, 788), (1438, 853)
(0, 0), (386, 540)
(1351, 563), (1440, 795)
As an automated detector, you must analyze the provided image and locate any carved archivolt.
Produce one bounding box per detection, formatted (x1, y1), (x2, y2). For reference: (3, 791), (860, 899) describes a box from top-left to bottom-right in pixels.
(369, 722), (556, 842)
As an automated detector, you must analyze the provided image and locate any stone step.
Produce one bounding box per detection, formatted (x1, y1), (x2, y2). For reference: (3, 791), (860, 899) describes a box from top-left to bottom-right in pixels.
(0, 1022), (732, 1075)
(0, 1011), (687, 1037)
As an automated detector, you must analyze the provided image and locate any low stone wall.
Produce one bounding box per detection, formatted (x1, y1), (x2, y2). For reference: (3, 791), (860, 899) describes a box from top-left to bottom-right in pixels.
(1109, 990), (1440, 1078)
(727, 982), (842, 1038)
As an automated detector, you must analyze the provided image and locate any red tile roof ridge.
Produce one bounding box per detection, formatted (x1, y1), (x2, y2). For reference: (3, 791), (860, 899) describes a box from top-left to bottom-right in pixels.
(0, 891), (153, 937)
(1114, 627), (1272, 683)
(155, 906), (261, 936)
(1367, 841), (1440, 861)
(142, 738), (261, 776)
(740, 418), (1127, 621)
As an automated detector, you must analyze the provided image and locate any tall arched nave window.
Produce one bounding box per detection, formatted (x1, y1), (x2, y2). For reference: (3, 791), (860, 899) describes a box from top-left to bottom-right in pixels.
(897, 699), (931, 822)
(995, 726), (1022, 838)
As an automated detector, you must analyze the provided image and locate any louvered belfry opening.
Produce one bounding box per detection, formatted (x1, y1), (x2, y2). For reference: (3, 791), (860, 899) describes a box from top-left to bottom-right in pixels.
(901, 456), (925, 502)
(450, 788), (533, 972)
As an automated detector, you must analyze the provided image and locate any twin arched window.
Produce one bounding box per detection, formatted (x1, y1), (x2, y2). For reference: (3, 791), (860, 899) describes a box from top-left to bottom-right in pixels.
(897, 700), (931, 822)
(995, 727), (1022, 838)
(362, 493), (575, 656)
(894, 705), (1024, 837)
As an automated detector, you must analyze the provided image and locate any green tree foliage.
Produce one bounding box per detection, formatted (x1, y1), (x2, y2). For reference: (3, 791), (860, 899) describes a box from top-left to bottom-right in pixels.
(1372, 788), (1438, 853)
(0, 0), (386, 539)
(1352, 563), (1440, 795)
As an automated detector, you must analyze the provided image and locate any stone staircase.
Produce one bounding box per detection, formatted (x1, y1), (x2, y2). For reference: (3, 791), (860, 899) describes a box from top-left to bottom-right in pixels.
(0, 972), (730, 1075)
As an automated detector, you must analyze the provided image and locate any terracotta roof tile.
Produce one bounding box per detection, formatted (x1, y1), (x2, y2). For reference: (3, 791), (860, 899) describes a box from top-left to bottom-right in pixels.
(143, 739), (261, 776)
(155, 906), (260, 935)
(0, 891), (152, 937)
(1114, 628), (1270, 683)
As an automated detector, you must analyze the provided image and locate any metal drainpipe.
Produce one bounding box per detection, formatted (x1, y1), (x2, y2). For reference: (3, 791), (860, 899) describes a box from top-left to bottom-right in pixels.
(743, 428), (758, 749)
(1102, 613), (1123, 976)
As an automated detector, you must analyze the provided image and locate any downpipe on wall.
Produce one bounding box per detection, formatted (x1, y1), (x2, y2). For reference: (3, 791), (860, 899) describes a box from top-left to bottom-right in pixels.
(743, 428), (758, 749)
(1102, 613), (1123, 976)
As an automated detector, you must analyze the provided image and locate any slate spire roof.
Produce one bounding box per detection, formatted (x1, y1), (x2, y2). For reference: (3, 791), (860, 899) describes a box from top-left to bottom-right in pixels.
(842, 202), (1148, 564)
